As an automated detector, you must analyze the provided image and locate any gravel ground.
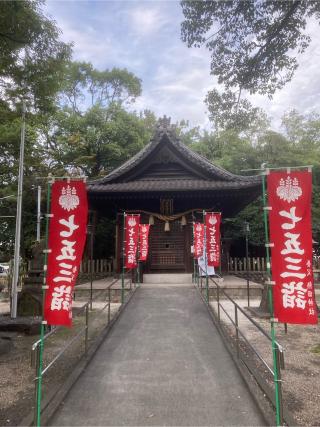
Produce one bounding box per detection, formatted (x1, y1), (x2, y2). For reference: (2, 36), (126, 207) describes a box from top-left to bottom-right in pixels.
(0, 300), (121, 426)
(210, 297), (320, 426)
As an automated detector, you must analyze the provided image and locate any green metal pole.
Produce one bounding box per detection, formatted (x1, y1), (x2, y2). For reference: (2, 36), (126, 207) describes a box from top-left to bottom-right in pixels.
(192, 221), (196, 284)
(121, 212), (126, 304)
(137, 222), (140, 287)
(262, 171), (282, 426)
(203, 211), (209, 303)
(36, 177), (52, 427)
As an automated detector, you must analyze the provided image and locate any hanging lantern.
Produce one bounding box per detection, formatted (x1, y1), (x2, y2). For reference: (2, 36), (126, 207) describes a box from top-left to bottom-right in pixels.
(164, 221), (170, 232)
(181, 215), (187, 226)
(149, 215), (154, 225)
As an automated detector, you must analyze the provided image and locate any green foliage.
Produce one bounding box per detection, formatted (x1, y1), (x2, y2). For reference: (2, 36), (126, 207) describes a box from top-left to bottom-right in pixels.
(48, 104), (154, 178)
(205, 88), (269, 132)
(60, 61), (142, 112)
(39, 61), (146, 178)
(181, 1), (319, 95)
(0, 104), (49, 260)
(0, 0), (71, 112)
(189, 110), (320, 250)
(0, 0), (71, 260)
(181, 1), (320, 131)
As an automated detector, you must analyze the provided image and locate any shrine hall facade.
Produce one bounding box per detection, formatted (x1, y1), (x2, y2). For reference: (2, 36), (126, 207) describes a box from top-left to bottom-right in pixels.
(88, 120), (261, 274)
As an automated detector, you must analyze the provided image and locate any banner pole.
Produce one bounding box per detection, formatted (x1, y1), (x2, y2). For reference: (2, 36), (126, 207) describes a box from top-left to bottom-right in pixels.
(137, 222), (140, 287)
(219, 220), (222, 276)
(192, 221), (196, 284)
(262, 172), (282, 426)
(121, 212), (126, 304)
(203, 211), (209, 303)
(36, 177), (52, 427)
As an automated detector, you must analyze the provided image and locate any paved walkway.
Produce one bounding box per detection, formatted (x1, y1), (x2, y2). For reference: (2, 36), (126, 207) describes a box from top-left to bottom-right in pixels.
(49, 286), (266, 426)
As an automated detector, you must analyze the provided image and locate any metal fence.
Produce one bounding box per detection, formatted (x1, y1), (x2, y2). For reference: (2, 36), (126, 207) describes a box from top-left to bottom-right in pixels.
(30, 272), (135, 426)
(194, 269), (287, 425)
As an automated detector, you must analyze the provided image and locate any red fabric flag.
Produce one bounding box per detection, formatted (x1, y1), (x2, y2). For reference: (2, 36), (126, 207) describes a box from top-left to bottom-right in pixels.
(125, 215), (140, 269)
(268, 171), (317, 324)
(44, 181), (88, 326)
(205, 212), (221, 267)
(193, 223), (204, 258)
(139, 224), (150, 261)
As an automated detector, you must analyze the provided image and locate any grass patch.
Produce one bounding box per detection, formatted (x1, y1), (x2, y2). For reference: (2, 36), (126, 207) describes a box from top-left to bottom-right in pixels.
(310, 344), (320, 354)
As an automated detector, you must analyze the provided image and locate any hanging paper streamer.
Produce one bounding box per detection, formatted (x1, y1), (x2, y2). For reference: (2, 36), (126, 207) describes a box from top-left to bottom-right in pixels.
(139, 224), (150, 261)
(268, 171), (317, 324)
(125, 214), (140, 269)
(44, 180), (88, 326)
(205, 212), (221, 267)
(193, 222), (204, 258)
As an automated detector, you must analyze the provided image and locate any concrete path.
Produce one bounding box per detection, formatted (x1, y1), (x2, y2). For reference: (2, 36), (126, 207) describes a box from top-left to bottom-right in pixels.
(50, 286), (266, 426)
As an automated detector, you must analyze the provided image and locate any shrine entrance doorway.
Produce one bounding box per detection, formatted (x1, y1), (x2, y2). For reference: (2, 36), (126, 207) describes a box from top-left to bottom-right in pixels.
(147, 219), (190, 273)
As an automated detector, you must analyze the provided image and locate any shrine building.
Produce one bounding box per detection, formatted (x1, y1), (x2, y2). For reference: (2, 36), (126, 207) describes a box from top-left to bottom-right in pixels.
(88, 118), (261, 274)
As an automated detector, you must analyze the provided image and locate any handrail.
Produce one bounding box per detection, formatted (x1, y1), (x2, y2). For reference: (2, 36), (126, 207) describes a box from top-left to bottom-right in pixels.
(195, 263), (285, 423)
(197, 264), (281, 344)
(31, 302), (89, 357)
(30, 274), (136, 425)
(207, 272), (283, 351)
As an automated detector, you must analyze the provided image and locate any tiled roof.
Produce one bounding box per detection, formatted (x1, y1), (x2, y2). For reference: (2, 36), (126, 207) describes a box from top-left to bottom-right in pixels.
(89, 124), (261, 188)
(89, 179), (260, 193)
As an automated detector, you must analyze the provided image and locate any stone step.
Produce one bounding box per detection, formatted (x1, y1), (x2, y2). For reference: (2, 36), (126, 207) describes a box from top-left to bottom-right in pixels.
(143, 273), (192, 284)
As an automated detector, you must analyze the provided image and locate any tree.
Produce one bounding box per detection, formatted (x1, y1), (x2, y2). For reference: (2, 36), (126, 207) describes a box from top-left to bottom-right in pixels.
(0, 1), (71, 260)
(187, 109), (320, 253)
(281, 110), (320, 241)
(0, 0), (71, 112)
(0, 102), (50, 260)
(60, 62), (142, 113)
(181, 1), (320, 130)
(205, 89), (269, 132)
(48, 105), (155, 177)
(42, 62), (145, 177)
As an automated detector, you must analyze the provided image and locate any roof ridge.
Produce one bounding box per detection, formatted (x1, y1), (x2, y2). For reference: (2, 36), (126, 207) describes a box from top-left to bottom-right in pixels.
(89, 126), (260, 185)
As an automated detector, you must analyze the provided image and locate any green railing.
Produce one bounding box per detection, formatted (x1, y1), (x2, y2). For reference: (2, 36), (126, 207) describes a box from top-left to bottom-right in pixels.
(194, 266), (288, 425)
(30, 274), (136, 426)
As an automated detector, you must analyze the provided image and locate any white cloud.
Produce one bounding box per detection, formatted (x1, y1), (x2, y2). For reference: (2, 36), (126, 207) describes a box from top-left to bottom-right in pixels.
(128, 6), (169, 37)
(44, 1), (320, 132)
(249, 18), (320, 129)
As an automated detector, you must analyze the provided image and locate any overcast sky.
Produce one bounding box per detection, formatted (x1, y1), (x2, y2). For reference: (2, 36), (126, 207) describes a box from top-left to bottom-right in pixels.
(45, 0), (320, 130)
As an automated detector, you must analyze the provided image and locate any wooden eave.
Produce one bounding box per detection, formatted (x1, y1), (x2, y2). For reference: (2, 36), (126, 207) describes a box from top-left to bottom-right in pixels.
(88, 127), (261, 195)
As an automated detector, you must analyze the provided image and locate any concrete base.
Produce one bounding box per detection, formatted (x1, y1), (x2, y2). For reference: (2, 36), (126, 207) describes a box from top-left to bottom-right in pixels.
(143, 273), (193, 285)
(0, 316), (41, 335)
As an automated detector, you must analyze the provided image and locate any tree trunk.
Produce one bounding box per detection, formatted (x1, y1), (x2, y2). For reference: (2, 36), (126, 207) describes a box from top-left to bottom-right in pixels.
(259, 278), (270, 314)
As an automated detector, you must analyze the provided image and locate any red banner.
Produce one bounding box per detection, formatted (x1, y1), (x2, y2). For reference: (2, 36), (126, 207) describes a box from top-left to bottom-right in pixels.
(268, 171), (317, 324)
(139, 224), (150, 261)
(193, 223), (204, 258)
(205, 212), (221, 267)
(44, 181), (88, 326)
(125, 214), (140, 269)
